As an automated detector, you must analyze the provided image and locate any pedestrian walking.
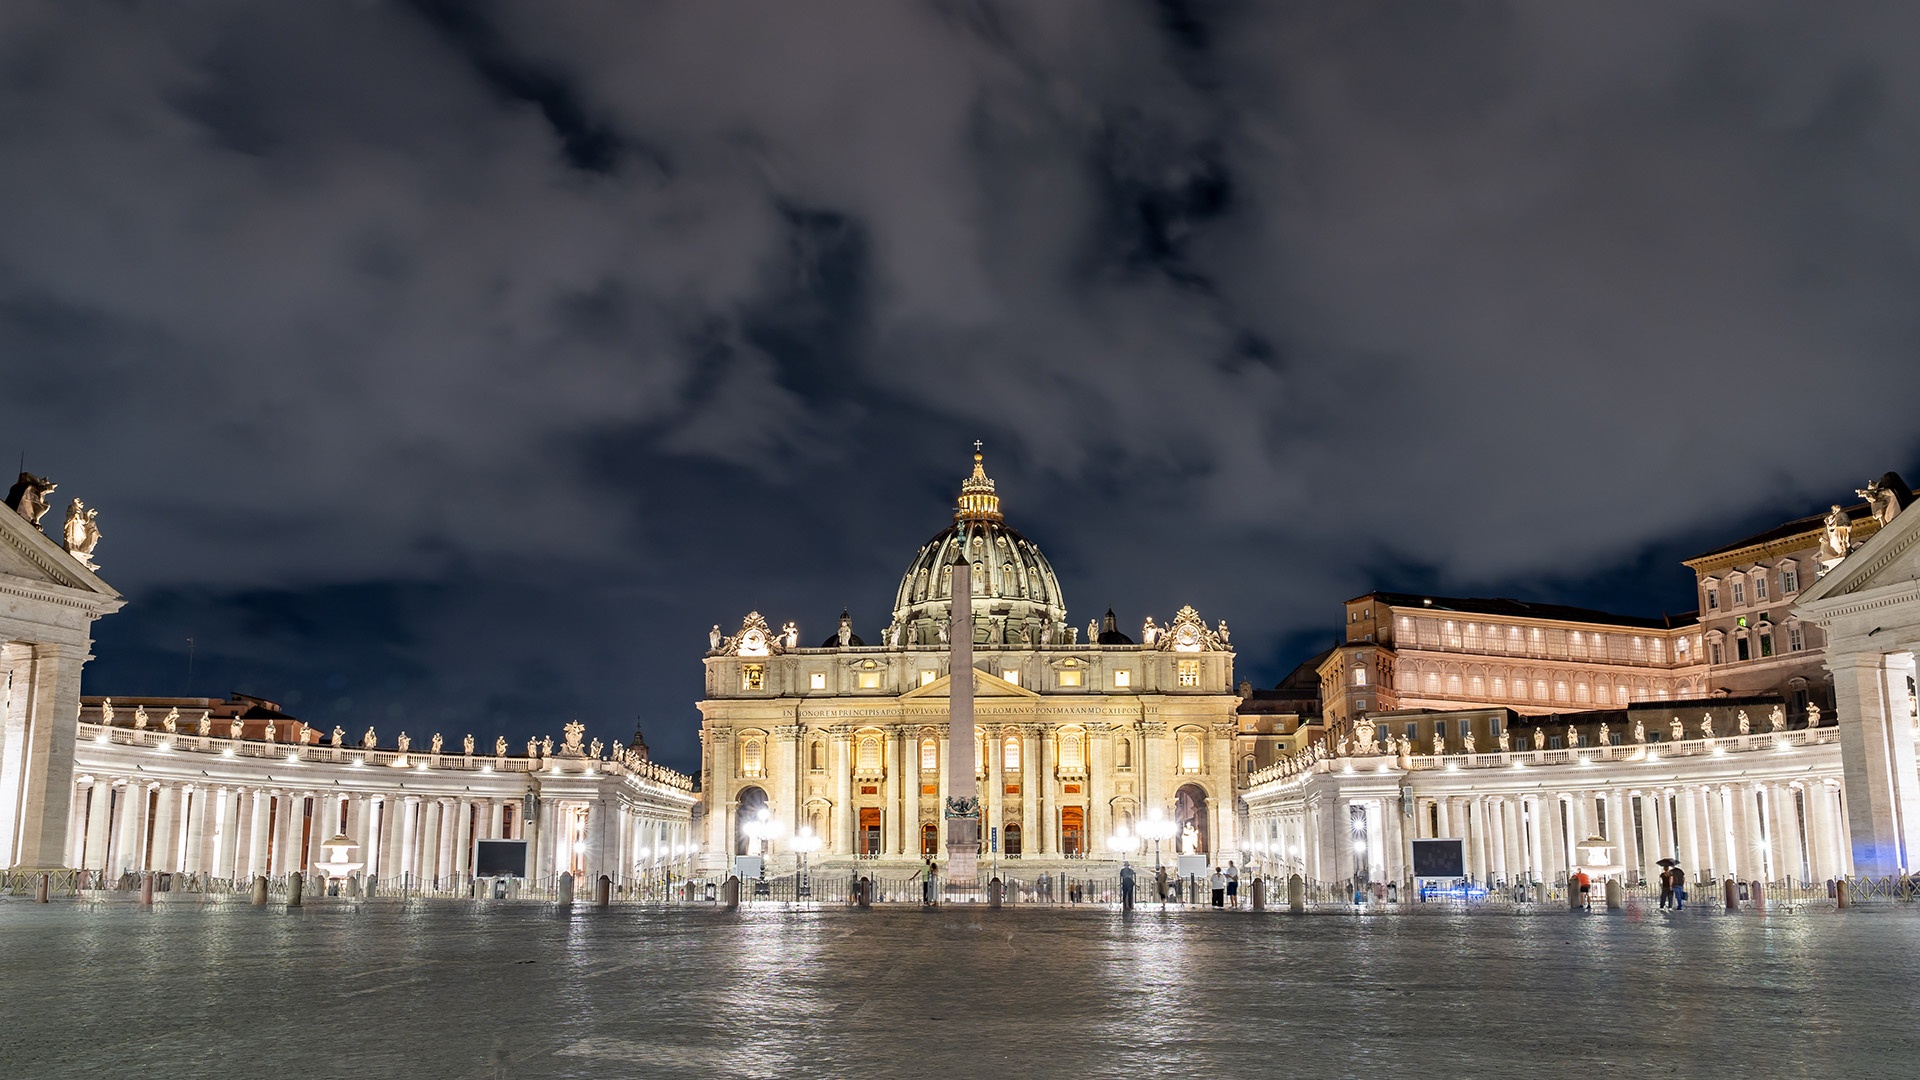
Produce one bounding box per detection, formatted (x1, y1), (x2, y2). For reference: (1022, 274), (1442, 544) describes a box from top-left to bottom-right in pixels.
(1120, 862), (1137, 907)
(1573, 868), (1592, 911)
(1210, 867), (1227, 908)
(922, 857), (937, 906)
(1658, 867), (1673, 909)
(1670, 864), (1687, 910)
(1154, 864), (1168, 903)
(1225, 861), (1240, 907)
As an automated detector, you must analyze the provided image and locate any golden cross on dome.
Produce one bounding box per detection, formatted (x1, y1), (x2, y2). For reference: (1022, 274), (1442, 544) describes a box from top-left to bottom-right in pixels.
(973, 439), (983, 453)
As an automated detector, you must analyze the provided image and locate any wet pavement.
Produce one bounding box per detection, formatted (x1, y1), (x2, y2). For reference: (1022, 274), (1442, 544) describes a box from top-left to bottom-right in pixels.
(1, 899), (1915, 1078)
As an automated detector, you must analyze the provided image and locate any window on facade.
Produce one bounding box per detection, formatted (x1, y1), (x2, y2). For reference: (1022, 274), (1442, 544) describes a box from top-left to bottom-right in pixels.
(809, 742), (824, 771)
(1179, 735), (1201, 772)
(1736, 637), (1750, 662)
(1753, 574), (1767, 601)
(1788, 625), (1804, 652)
(1003, 735), (1021, 772)
(1706, 587), (1719, 610)
(1731, 580), (1745, 605)
(742, 664), (765, 691)
(858, 671), (881, 689)
(1113, 669), (1131, 688)
(740, 737), (764, 776)
(1404, 723), (1417, 740)
(1535, 679), (1550, 700)
(1117, 738), (1133, 769)
(1352, 666), (1367, 687)
(1001, 669), (1020, 687)
(1710, 642), (1724, 665)
(1554, 681), (1570, 702)
(1061, 733), (1084, 771)
(1178, 659), (1200, 687)
(921, 670), (936, 686)
(1058, 669), (1082, 687)
(1433, 720), (1448, 741)
(921, 738), (937, 772)
(1759, 633), (1774, 658)
(1549, 737), (1563, 750)
(1781, 566), (1799, 594)
(857, 736), (880, 773)
(810, 672), (826, 690)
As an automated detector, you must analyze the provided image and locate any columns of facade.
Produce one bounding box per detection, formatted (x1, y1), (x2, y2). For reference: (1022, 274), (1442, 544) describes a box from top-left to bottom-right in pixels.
(0, 642), (88, 870)
(246, 789), (273, 880)
(1680, 786), (1704, 876)
(883, 729), (902, 858)
(82, 778), (111, 872)
(903, 727), (923, 858)
(112, 783), (141, 874)
(1435, 798), (1453, 839)
(1466, 799), (1488, 882)
(1523, 797), (1545, 882)
(381, 795), (407, 881)
(1696, 786), (1721, 880)
(451, 800), (472, 881)
(1019, 727), (1038, 859)
(832, 731), (854, 856)
(1498, 797), (1521, 881)
(1737, 782), (1764, 880)
(1776, 784), (1805, 885)
(174, 787), (200, 875)
(1606, 791), (1631, 878)
(1089, 730), (1111, 859)
(417, 797), (441, 886)
(355, 796), (378, 878)
(1829, 651), (1920, 876)
(1806, 781), (1838, 880)
(64, 781), (88, 869)
(1039, 728), (1058, 856)
(1544, 796), (1567, 879)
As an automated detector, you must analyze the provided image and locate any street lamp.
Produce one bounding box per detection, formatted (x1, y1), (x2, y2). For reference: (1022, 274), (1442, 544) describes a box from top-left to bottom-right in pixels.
(1138, 808), (1176, 871)
(739, 808), (776, 883)
(791, 825), (821, 900)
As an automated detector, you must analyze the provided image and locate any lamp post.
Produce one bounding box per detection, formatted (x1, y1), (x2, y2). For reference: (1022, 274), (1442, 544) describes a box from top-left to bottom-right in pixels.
(740, 808), (775, 896)
(791, 825), (821, 901)
(1139, 808), (1176, 871)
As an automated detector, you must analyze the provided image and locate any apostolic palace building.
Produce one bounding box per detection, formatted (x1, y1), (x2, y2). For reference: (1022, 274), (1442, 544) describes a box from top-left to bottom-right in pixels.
(4, 456), (1920, 897)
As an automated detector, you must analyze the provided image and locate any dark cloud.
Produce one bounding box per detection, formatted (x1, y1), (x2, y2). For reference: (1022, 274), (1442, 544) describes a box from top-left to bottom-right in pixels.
(4, 1), (1918, 772)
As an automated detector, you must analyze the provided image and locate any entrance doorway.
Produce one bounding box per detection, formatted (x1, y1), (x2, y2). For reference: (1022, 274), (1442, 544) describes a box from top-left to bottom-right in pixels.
(921, 822), (938, 855)
(1061, 807), (1085, 856)
(734, 786), (769, 855)
(1004, 823), (1023, 857)
(859, 808), (882, 855)
(1175, 784), (1209, 855)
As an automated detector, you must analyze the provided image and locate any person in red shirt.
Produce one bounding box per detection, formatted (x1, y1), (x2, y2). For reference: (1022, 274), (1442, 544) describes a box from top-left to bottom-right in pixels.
(1574, 868), (1593, 911)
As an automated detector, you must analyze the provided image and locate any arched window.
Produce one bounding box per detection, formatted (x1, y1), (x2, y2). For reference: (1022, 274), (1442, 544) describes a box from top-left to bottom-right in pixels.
(740, 736), (764, 777)
(1004, 823), (1023, 856)
(1003, 735), (1021, 772)
(858, 736), (881, 773)
(921, 822), (938, 855)
(809, 741), (824, 772)
(1180, 734), (1201, 772)
(1061, 733), (1084, 771)
(920, 737), (937, 772)
(1117, 738), (1133, 770)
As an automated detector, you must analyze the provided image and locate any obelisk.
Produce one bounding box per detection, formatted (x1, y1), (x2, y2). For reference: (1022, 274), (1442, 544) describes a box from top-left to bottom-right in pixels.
(946, 549), (979, 880)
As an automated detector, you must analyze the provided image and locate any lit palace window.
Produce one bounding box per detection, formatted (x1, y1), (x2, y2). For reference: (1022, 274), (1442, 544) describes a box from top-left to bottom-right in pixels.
(1706, 587), (1719, 610)
(1781, 566), (1799, 593)
(1116, 738), (1132, 769)
(858, 671), (881, 689)
(740, 737), (764, 776)
(1178, 660), (1200, 687)
(1754, 574), (1767, 601)
(742, 664), (765, 691)
(1061, 733), (1084, 770)
(1001, 669), (1020, 686)
(1003, 735), (1021, 772)
(920, 738), (937, 771)
(857, 736), (881, 773)
(1113, 669), (1131, 688)
(1179, 734), (1201, 772)
(1731, 580), (1745, 605)
(1058, 669), (1082, 687)
(810, 672), (826, 690)
(1352, 666), (1367, 687)
(920, 670), (936, 686)
(1788, 625), (1804, 652)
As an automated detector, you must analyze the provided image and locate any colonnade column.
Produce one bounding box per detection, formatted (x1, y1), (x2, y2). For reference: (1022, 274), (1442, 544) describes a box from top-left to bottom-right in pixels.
(82, 779), (111, 872)
(1806, 782), (1837, 880)
(1777, 784), (1805, 885)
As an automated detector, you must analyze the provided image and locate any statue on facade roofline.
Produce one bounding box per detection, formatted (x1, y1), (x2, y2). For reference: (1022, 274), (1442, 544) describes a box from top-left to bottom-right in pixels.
(430, 733), (443, 756)
(331, 726), (344, 748)
(101, 699), (114, 725)
(395, 731), (409, 753)
(527, 737), (539, 758)
(231, 716), (242, 739)
(1463, 731), (1475, 754)
(198, 711), (211, 736)
(1806, 703), (1822, 728)
(1819, 504), (1853, 563)
(496, 735), (507, 756)
(463, 733), (475, 755)
(589, 738), (603, 759)
(61, 500), (101, 570)
(784, 622), (800, 650)
(163, 707), (179, 734)
(1737, 710), (1750, 735)
(1597, 722), (1609, 747)
(1699, 713), (1714, 739)
(541, 735), (554, 757)
(1769, 705), (1786, 732)
(1432, 731), (1445, 755)
(1142, 616), (1161, 645)
(1087, 618), (1098, 645)
(1497, 729), (1510, 752)
(1566, 724), (1578, 750)
(1857, 479), (1901, 527)
(133, 705), (148, 730)
(5, 472), (55, 527)
(1633, 719), (1645, 744)
(563, 721), (586, 754)
(363, 726), (377, 749)
(709, 625), (722, 652)
(1533, 728), (1545, 750)
(1670, 715), (1684, 741)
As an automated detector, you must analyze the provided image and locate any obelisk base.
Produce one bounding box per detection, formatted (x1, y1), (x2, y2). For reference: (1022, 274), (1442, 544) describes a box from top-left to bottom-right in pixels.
(947, 819), (979, 882)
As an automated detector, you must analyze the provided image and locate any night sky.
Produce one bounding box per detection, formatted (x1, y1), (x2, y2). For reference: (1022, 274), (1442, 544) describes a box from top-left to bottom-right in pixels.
(5, 3), (1919, 774)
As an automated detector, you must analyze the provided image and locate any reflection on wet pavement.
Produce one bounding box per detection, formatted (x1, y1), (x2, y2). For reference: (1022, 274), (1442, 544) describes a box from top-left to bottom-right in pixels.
(2, 902), (1916, 1078)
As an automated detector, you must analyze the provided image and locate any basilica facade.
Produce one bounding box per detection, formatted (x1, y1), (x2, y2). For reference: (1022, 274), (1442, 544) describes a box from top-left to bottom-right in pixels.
(695, 454), (1242, 874)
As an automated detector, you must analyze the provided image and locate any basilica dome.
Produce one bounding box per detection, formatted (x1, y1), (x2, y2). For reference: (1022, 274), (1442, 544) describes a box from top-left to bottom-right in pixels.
(888, 453), (1068, 647)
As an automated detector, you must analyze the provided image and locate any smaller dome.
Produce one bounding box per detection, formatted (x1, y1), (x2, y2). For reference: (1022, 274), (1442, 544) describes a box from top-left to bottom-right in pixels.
(1097, 607), (1133, 645)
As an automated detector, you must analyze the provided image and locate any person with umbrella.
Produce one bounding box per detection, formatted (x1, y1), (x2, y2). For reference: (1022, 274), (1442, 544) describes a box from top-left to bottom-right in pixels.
(1658, 858), (1685, 910)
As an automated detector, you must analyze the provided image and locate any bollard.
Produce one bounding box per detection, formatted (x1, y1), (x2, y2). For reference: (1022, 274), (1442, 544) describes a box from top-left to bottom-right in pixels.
(287, 874), (303, 908)
(1250, 877), (1267, 912)
(35, 873), (50, 904)
(1836, 879), (1851, 908)
(721, 875), (740, 910)
(345, 875), (361, 899)
(597, 875), (612, 907)
(1604, 879), (1623, 911)
(1751, 880), (1766, 911)
(557, 872), (575, 907)
(857, 876), (872, 909)
(1723, 877), (1738, 911)
(989, 877), (1004, 910)
(251, 876), (269, 906)
(1287, 873), (1305, 914)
